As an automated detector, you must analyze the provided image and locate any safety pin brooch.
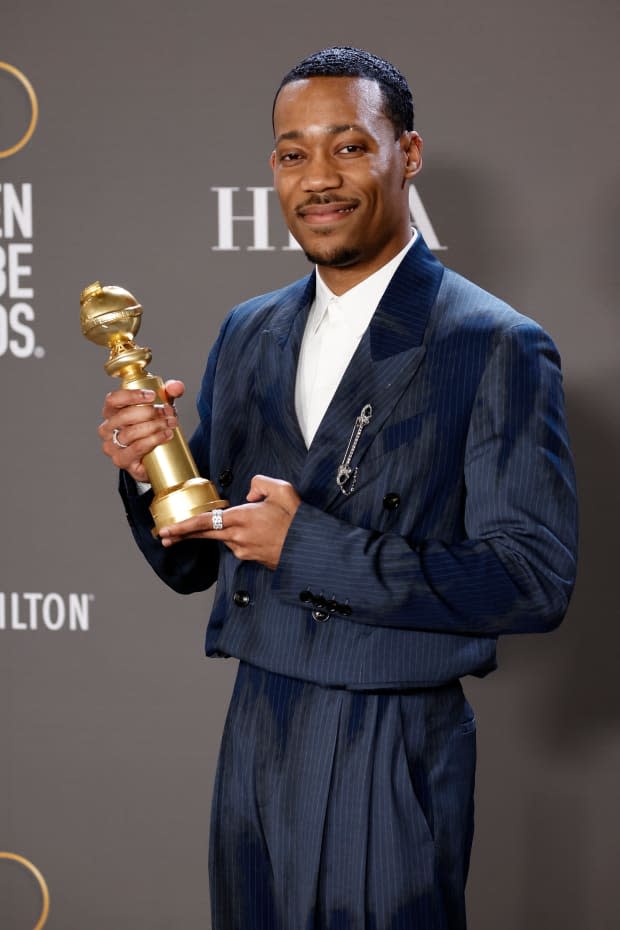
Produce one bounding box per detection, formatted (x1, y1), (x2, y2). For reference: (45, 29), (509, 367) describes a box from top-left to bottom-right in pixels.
(336, 403), (373, 496)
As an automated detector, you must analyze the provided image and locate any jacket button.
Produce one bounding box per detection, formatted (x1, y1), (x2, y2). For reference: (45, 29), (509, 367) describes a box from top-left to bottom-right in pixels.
(383, 492), (401, 511)
(232, 590), (250, 608)
(312, 609), (329, 622)
(299, 590), (313, 604)
(218, 468), (233, 488)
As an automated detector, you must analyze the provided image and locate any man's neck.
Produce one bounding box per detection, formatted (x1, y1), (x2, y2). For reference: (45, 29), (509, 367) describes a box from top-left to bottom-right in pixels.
(316, 230), (416, 297)
(319, 265), (379, 297)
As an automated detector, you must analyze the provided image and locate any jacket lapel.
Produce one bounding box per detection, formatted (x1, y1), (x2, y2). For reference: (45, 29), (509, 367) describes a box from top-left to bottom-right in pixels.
(297, 236), (445, 509)
(253, 273), (315, 480)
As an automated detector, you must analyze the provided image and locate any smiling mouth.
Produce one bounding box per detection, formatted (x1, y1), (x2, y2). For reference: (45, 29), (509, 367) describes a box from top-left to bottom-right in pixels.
(297, 202), (359, 225)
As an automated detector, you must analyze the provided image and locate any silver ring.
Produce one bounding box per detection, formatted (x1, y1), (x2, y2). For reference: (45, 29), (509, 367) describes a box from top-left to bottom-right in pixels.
(211, 509), (224, 531)
(112, 428), (129, 449)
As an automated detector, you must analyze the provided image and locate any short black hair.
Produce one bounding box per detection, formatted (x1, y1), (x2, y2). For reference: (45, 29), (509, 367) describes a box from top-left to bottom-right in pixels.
(273, 46), (414, 138)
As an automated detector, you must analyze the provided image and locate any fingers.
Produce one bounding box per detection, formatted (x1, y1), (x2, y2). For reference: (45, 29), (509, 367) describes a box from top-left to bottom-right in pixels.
(246, 474), (301, 514)
(98, 386), (180, 480)
(164, 379), (185, 401)
(246, 474), (272, 502)
(107, 417), (174, 458)
(101, 388), (157, 419)
(159, 496), (296, 571)
(159, 509), (225, 546)
(101, 381), (185, 419)
(100, 403), (176, 440)
(101, 427), (174, 480)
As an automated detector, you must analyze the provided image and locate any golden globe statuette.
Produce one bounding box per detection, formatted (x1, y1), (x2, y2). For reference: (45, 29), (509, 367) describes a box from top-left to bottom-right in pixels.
(80, 281), (228, 535)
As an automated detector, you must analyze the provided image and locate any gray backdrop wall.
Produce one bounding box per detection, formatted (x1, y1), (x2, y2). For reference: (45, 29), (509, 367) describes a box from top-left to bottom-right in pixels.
(1, 1), (618, 928)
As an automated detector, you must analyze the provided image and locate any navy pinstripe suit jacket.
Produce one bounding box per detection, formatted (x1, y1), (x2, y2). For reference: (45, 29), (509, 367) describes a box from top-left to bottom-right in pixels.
(122, 235), (578, 689)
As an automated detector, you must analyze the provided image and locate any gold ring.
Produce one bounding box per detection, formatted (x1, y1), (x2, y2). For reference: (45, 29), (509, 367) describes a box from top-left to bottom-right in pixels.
(0, 62), (39, 158)
(0, 852), (50, 929)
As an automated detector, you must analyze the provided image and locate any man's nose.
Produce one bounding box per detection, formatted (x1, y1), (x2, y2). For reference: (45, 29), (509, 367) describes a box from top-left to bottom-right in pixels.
(301, 153), (342, 192)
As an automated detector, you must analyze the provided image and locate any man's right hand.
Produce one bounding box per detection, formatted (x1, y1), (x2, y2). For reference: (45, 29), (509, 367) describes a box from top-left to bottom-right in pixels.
(98, 379), (185, 483)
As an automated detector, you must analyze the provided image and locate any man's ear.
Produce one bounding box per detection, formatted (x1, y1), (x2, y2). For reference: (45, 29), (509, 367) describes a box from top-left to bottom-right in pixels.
(402, 131), (423, 179)
(269, 150), (276, 172)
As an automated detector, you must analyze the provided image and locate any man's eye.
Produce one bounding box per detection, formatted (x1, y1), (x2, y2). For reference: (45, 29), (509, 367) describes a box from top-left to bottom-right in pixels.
(280, 152), (303, 162)
(338, 144), (364, 154)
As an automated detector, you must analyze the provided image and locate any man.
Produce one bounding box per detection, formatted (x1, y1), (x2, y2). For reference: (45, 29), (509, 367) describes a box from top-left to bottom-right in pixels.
(99, 48), (577, 930)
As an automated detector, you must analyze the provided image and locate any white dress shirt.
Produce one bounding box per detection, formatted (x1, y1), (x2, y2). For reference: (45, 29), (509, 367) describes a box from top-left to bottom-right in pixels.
(295, 231), (417, 447)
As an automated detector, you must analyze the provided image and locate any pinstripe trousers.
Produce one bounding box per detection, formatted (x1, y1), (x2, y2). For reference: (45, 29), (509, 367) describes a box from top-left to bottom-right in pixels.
(209, 662), (476, 930)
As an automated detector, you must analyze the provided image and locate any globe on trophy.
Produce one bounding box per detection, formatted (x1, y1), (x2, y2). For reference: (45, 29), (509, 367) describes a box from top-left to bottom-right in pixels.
(80, 281), (228, 535)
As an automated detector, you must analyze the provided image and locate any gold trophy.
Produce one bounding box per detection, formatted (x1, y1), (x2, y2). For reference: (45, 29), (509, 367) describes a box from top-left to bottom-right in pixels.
(80, 281), (228, 535)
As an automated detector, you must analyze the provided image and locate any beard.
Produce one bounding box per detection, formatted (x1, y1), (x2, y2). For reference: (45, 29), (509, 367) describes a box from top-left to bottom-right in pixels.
(302, 245), (362, 268)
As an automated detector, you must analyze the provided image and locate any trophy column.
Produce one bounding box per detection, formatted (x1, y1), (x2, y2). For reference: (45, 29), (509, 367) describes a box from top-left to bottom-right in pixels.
(80, 281), (228, 534)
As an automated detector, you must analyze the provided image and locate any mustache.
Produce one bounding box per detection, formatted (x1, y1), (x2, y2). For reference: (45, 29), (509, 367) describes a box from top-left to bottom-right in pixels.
(295, 195), (359, 211)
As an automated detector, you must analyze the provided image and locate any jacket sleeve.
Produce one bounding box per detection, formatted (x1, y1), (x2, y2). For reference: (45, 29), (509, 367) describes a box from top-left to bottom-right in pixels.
(272, 323), (578, 636)
(117, 318), (232, 595)
(118, 466), (219, 595)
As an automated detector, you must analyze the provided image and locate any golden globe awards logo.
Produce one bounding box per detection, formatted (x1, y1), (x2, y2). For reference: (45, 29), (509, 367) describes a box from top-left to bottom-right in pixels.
(0, 62), (42, 359)
(0, 851), (50, 929)
(0, 62), (38, 159)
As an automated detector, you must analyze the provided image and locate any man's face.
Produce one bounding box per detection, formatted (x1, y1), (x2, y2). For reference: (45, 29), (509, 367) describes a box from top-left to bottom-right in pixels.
(271, 76), (421, 288)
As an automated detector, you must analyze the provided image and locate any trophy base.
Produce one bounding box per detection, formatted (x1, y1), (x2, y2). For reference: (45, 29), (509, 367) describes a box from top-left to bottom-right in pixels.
(150, 477), (229, 537)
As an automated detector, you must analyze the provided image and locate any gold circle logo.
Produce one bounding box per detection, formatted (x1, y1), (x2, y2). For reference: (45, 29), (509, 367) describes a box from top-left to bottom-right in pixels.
(0, 852), (50, 929)
(0, 62), (39, 158)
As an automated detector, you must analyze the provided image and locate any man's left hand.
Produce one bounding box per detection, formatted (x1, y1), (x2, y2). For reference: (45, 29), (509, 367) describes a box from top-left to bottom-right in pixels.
(159, 474), (301, 571)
